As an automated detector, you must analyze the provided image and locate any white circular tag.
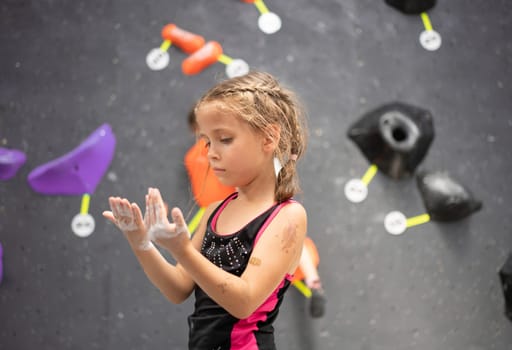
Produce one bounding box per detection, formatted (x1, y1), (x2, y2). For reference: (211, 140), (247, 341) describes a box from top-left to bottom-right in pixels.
(258, 12), (282, 34)
(71, 213), (96, 238)
(146, 48), (170, 70)
(226, 59), (250, 78)
(384, 211), (407, 236)
(419, 30), (442, 51)
(344, 178), (368, 203)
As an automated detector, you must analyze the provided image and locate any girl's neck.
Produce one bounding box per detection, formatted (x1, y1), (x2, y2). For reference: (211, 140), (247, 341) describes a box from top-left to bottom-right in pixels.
(236, 172), (276, 205)
(236, 188), (275, 207)
(214, 167), (277, 235)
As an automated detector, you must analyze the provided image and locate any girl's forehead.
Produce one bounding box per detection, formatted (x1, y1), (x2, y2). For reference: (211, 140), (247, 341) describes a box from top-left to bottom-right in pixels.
(196, 103), (239, 125)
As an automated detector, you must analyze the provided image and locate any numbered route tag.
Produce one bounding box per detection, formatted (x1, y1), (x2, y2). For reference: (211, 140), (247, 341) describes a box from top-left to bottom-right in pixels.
(71, 213), (95, 238)
(344, 178), (368, 203)
(384, 211), (407, 236)
(226, 59), (250, 78)
(258, 12), (282, 34)
(419, 30), (442, 51)
(146, 48), (170, 70)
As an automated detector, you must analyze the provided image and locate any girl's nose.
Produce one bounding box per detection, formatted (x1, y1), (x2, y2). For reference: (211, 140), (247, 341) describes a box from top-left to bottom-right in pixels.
(207, 144), (219, 160)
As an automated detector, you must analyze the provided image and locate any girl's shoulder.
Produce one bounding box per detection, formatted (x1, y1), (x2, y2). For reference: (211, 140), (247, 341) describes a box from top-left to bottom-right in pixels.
(274, 200), (307, 222)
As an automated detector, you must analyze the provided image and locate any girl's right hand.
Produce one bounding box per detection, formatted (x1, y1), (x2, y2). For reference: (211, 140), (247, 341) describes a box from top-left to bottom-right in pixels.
(102, 197), (154, 251)
(145, 188), (191, 253)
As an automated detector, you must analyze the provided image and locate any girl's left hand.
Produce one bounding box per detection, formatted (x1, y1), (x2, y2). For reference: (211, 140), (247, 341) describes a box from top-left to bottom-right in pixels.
(146, 188), (191, 252)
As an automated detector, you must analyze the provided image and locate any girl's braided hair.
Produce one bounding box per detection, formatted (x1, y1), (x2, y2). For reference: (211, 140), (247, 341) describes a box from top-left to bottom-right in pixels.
(195, 71), (308, 202)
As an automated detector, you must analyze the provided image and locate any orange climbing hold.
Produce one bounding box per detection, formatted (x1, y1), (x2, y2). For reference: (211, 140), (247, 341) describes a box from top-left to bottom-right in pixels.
(292, 236), (320, 283)
(161, 23), (205, 54)
(182, 41), (223, 75)
(185, 139), (235, 208)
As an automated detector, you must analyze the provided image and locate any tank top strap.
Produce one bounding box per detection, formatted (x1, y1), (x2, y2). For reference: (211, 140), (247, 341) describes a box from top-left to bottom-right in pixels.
(207, 192), (238, 230)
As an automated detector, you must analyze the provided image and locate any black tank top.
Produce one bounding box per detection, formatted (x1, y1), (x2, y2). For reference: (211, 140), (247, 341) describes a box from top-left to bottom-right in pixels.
(188, 193), (294, 350)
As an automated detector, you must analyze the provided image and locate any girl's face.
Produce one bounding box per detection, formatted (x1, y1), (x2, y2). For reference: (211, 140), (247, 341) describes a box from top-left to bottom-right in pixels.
(195, 103), (274, 188)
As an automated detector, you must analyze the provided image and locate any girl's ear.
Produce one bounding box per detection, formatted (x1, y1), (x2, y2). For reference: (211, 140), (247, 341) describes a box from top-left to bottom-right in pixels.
(262, 124), (281, 152)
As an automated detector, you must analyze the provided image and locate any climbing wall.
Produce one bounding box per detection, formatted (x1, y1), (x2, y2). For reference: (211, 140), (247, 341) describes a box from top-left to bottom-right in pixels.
(1, 0), (511, 349)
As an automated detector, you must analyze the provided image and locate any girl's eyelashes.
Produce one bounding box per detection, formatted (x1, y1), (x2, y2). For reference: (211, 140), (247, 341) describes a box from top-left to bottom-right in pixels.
(199, 134), (232, 148)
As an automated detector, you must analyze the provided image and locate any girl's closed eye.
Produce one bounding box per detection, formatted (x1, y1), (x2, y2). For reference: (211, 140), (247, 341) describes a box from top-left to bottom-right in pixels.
(220, 137), (233, 144)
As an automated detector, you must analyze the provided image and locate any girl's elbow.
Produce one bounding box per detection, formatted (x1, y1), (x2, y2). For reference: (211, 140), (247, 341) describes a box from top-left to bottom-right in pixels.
(230, 308), (253, 320)
(167, 296), (184, 304)
(229, 302), (258, 319)
(163, 290), (191, 304)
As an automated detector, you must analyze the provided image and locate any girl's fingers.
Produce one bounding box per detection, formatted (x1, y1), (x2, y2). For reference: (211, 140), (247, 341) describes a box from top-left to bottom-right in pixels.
(113, 201), (123, 218)
(108, 197), (118, 213)
(156, 202), (163, 221)
(106, 196), (142, 231)
(153, 188), (167, 220)
(171, 207), (188, 235)
(131, 203), (144, 227)
(153, 188), (162, 202)
(121, 198), (131, 214)
(102, 211), (116, 224)
(148, 189), (156, 225)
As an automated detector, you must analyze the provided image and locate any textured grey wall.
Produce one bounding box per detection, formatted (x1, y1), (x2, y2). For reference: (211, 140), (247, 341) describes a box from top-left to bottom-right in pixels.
(1, 1), (511, 349)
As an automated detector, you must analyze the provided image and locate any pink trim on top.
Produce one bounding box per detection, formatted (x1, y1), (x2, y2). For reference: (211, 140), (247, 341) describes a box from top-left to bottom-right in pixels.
(230, 278), (288, 349)
(211, 192), (238, 232)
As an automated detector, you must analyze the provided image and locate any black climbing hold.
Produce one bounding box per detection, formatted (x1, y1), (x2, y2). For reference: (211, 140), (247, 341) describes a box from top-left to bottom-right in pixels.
(347, 102), (434, 179)
(416, 170), (482, 221)
(384, 0), (437, 14)
(499, 253), (512, 322)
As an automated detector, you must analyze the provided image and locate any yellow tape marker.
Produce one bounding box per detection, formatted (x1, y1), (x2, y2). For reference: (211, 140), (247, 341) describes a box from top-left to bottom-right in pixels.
(80, 194), (91, 215)
(420, 12), (433, 31)
(218, 54), (234, 65)
(254, 0), (269, 14)
(361, 164), (378, 186)
(292, 280), (312, 298)
(160, 40), (172, 51)
(406, 213), (431, 228)
(188, 207), (206, 235)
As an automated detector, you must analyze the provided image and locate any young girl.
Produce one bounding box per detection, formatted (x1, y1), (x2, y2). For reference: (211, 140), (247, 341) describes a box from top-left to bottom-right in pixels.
(103, 71), (308, 349)
(185, 103), (326, 318)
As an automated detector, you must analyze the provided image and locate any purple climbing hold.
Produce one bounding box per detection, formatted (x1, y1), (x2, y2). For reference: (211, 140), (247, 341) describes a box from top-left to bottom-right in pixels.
(0, 242), (3, 284)
(0, 147), (27, 180)
(28, 123), (116, 195)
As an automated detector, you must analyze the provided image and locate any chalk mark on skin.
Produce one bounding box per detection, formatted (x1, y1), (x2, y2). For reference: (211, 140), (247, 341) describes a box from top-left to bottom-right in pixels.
(147, 202), (184, 240)
(114, 206), (138, 232)
(112, 203), (153, 251)
(148, 222), (175, 241)
(138, 240), (155, 251)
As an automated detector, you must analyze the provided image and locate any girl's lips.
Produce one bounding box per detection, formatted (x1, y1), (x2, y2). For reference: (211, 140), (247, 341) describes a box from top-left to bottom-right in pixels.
(213, 168), (225, 173)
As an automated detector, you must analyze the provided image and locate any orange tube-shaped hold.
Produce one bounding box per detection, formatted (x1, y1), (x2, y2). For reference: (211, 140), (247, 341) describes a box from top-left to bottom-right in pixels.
(241, 0), (256, 3)
(182, 41), (223, 75)
(161, 23), (205, 54)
